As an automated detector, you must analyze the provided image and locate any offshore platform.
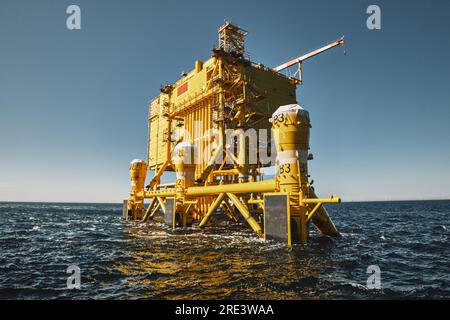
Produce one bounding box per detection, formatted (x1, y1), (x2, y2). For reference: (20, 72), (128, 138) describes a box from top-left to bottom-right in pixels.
(124, 22), (344, 245)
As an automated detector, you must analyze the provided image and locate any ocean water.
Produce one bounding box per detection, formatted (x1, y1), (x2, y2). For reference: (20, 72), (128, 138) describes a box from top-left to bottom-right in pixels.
(0, 200), (449, 300)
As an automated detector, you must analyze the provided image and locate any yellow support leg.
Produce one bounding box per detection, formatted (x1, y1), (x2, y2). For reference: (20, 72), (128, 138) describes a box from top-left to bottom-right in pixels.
(199, 193), (226, 227)
(157, 197), (166, 215)
(227, 193), (262, 237)
(306, 202), (322, 223)
(221, 201), (239, 223)
(149, 202), (161, 219)
(141, 197), (157, 222)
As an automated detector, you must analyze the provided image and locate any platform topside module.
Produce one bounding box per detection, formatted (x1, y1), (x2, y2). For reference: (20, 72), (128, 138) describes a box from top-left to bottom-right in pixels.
(124, 22), (344, 245)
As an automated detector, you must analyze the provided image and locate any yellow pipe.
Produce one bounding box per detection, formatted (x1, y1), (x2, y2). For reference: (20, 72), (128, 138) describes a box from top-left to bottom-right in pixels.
(149, 202), (161, 219)
(145, 190), (176, 198)
(221, 201), (239, 222)
(211, 169), (240, 177)
(199, 193), (226, 227)
(185, 203), (194, 213)
(227, 193), (262, 236)
(148, 158), (171, 190)
(146, 179), (276, 198)
(308, 188), (340, 237)
(205, 153), (228, 185)
(157, 197), (166, 214)
(247, 199), (264, 205)
(248, 198), (264, 210)
(305, 202), (322, 223)
(302, 196), (341, 204)
(141, 197), (157, 222)
(157, 182), (176, 188)
(186, 179), (276, 197)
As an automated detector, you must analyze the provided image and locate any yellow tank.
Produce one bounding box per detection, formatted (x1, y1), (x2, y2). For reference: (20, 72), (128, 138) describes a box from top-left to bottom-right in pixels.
(125, 22), (345, 246)
(127, 159), (147, 219)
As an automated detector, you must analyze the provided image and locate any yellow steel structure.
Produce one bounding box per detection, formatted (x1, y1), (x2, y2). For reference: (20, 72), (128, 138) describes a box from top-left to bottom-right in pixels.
(124, 22), (345, 245)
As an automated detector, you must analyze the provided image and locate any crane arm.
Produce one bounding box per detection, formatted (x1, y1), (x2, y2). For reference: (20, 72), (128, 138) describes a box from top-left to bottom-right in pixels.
(272, 37), (345, 73)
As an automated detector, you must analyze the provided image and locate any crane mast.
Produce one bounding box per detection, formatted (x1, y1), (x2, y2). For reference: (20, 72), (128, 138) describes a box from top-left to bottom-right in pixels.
(272, 37), (345, 83)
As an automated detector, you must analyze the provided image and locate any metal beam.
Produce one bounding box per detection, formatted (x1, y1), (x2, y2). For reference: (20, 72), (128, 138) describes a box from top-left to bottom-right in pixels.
(186, 179), (276, 197)
(227, 193), (262, 236)
(141, 197), (157, 222)
(199, 193), (226, 227)
(149, 202), (161, 219)
(273, 37), (344, 72)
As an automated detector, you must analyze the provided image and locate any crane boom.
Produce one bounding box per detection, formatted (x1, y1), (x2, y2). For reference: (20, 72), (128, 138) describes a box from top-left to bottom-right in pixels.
(272, 37), (344, 73)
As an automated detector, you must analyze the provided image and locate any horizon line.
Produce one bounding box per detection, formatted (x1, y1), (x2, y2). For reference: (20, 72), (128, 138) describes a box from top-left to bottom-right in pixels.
(1, 198), (449, 205)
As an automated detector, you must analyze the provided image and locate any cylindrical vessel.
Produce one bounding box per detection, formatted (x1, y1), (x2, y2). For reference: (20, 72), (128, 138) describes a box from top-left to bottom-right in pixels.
(271, 104), (310, 195)
(129, 159), (147, 195)
(172, 142), (196, 192)
(172, 142), (196, 226)
(271, 104), (311, 243)
(128, 159), (147, 219)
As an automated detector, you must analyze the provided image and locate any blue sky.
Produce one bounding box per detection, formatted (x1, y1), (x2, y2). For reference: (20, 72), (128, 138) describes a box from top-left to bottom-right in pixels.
(1, 0), (449, 202)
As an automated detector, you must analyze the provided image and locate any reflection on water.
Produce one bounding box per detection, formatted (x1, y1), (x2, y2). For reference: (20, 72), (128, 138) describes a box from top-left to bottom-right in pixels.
(0, 201), (449, 299)
(115, 217), (333, 299)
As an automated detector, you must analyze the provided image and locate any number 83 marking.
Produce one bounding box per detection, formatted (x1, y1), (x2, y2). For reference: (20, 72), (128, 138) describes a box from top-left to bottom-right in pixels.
(280, 163), (291, 174)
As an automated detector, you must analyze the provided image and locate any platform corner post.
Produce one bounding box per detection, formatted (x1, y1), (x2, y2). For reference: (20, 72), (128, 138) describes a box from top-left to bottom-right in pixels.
(122, 199), (129, 220)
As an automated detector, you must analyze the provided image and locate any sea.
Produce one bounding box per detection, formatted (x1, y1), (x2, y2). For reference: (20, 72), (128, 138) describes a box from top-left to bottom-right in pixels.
(0, 200), (449, 299)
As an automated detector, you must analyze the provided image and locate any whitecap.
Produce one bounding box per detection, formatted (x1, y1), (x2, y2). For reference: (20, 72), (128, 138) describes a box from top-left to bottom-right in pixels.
(349, 282), (369, 290)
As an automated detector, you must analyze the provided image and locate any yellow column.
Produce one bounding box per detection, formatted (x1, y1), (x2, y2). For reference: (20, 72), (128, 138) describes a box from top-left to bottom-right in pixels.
(172, 142), (196, 228)
(128, 159), (147, 220)
(271, 104), (311, 244)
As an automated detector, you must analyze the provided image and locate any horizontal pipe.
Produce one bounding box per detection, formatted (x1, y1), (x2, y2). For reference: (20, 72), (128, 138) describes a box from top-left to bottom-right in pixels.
(157, 183), (176, 188)
(145, 179), (277, 198)
(210, 169), (240, 177)
(144, 190), (175, 198)
(185, 179), (277, 197)
(302, 196), (341, 204)
(247, 199), (264, 205)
